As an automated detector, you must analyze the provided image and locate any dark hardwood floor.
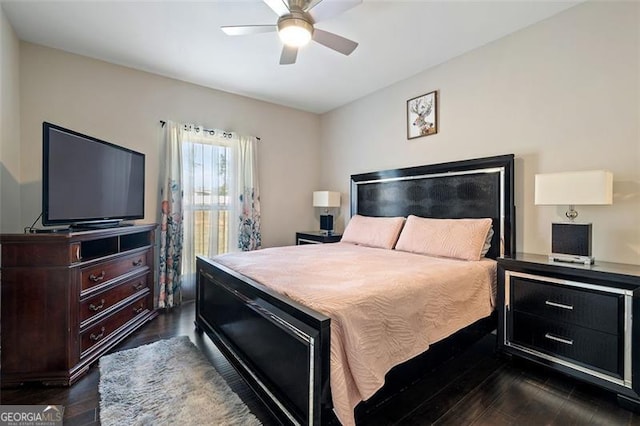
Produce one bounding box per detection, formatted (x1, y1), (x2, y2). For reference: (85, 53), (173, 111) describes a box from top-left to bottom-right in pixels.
(2, 302), (639, 425)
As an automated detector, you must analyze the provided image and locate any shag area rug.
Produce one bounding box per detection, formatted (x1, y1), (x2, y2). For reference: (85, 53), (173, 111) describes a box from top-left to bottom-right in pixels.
(99, 336), (262, 426)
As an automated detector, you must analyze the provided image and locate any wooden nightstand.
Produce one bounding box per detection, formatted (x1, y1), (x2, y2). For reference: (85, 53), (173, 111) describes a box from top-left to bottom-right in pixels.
(497, 253), (640, 411)
(296, 231), (342, 245)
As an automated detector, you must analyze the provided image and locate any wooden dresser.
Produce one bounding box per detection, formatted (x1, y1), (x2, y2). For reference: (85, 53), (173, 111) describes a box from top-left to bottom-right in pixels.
(1, 224), (158, 386)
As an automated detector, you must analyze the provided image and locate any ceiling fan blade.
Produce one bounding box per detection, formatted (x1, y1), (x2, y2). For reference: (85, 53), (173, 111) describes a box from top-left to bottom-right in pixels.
(221, 25), (277, 36)
(280, 45), (298, 65)
(312, 28), (358, 56)
(307, 0), (362, 23)
(263, 0), (290, 16)
(303, 0), (324, 12)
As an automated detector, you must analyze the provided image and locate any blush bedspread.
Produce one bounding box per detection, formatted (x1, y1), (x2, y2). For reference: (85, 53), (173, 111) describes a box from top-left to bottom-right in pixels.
(214, 242), (497, 426)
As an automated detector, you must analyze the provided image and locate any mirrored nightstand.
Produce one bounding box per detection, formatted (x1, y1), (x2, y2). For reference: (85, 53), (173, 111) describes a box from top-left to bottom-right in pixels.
(296, 231), (342, 245)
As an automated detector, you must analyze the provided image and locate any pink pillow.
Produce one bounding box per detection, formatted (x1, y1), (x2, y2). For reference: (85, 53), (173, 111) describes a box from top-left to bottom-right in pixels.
(395, 215), (493, 261)
(341, 215), (405, 249)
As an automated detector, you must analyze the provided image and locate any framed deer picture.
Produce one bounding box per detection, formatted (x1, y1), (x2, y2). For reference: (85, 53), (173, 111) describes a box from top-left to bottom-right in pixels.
(407, 90), (438, 139)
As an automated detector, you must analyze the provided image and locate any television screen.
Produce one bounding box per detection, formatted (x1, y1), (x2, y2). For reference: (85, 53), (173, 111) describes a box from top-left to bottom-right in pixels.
(43, 122), (145, 227)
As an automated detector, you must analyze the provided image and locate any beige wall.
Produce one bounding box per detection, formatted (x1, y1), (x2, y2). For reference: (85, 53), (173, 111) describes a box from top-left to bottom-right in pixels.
(320, 1), (640, 265)
(0, 5), (21, 232)
(18, 43), (321, 247)
(7, 1), (640, 264)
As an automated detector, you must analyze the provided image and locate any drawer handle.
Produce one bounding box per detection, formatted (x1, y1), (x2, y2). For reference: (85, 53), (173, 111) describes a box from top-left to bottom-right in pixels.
(544, 333), (574, 346)
(90, 327), (106, 341)
(132, 259), (143, 267)
(89, 271), (106, 282)
(545, 300), (574, 310)
(133, 305), (145, 314)
(88, 299), (105, 312)
(132, 282), (145, 291)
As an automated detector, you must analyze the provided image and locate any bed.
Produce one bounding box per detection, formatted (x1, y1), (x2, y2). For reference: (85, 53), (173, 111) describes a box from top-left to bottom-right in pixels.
(195, 154), (515, 425)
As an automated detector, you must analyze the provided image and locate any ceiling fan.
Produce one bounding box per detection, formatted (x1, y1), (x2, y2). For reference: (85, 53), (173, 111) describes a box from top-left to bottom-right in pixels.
(221, 0), (362, 65)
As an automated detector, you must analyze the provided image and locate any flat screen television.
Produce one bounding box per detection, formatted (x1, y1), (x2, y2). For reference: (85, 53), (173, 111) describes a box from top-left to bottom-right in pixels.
(42, 122), (145, 228)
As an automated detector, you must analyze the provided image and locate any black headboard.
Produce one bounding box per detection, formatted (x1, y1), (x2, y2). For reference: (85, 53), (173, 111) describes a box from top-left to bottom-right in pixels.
(350, 154), (515, 259)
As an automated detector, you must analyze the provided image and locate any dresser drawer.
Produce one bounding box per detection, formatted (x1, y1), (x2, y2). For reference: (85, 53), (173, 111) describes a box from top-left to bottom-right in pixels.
(511, 275), (621, 335)
(80, 295), (149, 356)
(80, 251), (148, 292)
(80, 272), (150, 324)
(512, 311), (622, 377)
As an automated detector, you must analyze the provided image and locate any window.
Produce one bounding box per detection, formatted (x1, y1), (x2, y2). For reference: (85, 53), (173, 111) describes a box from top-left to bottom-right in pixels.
(181, 132), (238, 299)
(184, 142), (231, 256)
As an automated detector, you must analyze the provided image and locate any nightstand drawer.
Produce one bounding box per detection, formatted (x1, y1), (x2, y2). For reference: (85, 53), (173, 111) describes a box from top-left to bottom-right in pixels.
(512, 312), (622, 377)
(511, 275), (621, 335)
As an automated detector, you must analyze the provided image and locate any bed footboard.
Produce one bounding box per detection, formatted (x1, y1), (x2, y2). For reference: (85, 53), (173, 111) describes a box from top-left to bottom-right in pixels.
(195, 256), (331, 425)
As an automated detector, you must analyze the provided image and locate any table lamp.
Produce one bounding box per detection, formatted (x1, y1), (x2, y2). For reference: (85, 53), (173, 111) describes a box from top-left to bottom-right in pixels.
(535, 170), (613, 265)
(313, 191), (340, 234)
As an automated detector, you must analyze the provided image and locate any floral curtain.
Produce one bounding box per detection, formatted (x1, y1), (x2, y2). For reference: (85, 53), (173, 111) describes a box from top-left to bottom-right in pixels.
(158, 121), (260, 306)
(237, 135), (261, 251)
(158, 121), (184, 309)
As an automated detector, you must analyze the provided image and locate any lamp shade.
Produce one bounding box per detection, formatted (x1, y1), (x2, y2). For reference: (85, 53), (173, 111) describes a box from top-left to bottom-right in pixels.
(534, 170), (613, 206)
(313, 191), (341, 208)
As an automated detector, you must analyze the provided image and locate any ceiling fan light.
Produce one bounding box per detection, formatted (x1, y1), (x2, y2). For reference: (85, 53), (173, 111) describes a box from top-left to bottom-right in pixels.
(278, 18), (313, 47)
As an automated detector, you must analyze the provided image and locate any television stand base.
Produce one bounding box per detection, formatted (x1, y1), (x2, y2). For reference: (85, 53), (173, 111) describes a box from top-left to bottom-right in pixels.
(31, 227), (70, 234)
(70, 221), (127, 231)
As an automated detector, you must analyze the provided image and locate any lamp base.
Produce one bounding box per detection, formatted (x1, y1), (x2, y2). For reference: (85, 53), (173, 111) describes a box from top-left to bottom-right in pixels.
(320, 214), (334, 234)
(548, 253), (594, 266)
(549, 222), (594, 266)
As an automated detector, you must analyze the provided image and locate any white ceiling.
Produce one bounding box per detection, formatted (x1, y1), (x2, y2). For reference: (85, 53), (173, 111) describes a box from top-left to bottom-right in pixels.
(2, 0), (581, 114)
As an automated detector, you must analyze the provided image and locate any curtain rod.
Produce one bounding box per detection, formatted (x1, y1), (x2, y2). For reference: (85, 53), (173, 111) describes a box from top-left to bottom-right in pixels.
(159, 120), (260, 141)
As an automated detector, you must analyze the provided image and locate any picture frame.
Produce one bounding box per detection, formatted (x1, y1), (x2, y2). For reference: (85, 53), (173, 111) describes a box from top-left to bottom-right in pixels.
(407, 90), (438, 139)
